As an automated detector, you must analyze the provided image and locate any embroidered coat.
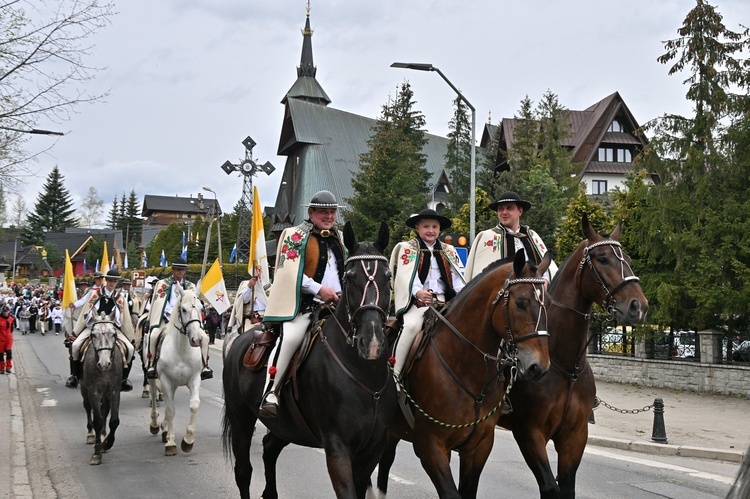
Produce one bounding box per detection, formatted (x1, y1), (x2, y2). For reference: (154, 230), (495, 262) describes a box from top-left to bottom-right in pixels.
(228, 279), (269, 333)
(147, 277), (196, 331)
(72, 288), (135, 341)
(263, 221), (346, 323)
(464, 225), (558, 281)
(389, 238), (465, 317)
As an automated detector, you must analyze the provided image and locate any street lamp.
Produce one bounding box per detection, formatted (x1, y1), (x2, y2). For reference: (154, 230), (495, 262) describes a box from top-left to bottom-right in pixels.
(391, 62), (476, 242)
(200, 186), (222, 281)
(0, 126), (64, 136)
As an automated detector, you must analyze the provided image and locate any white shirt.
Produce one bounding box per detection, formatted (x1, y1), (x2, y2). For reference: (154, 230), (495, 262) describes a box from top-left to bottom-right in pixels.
(411, 242), (466, 297)
(301, 247), (342, 297)
(86, 287), (122, 327)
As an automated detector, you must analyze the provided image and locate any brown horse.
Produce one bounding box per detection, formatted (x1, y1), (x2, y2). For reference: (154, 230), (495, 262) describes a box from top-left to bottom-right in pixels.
(374, 250), (552, 499)
(498, 215), (648, 498)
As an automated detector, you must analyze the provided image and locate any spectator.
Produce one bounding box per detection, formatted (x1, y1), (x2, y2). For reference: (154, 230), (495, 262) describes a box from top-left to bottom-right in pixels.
(204, 306), (221, 345)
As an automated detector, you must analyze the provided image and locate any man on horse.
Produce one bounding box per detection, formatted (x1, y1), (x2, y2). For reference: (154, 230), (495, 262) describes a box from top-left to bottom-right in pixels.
(259, 190), (346, 418)
(67, 269), (136, 391)
(228, 274), (268, 335)
(145, 258), (213, 380)
(464, 191), (558, 282)
(120, 278), (141, 328)
(389, 209), (466, 380)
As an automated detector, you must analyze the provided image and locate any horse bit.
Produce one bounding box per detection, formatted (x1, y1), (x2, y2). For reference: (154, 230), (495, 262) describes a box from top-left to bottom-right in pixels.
(491, 275), (549, 362)
(578, 239), (640, 316)
(175, 297), (203, 336)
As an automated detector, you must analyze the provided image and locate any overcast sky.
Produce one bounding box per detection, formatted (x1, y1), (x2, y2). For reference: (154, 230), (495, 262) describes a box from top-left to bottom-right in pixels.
(16, 0), (750, 228)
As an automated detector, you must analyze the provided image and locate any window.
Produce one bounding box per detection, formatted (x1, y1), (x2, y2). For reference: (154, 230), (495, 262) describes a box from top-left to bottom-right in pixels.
(616, 149), (632, 163)
(608, 120), (622, 132)
(592, 180), (608, 195)
(598, 148), (614, 162)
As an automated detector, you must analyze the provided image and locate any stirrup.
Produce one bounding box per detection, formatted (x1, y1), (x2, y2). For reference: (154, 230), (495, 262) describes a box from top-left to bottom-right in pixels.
(146, 366), (158, 379)
(259, 392), (279, 419)
(200, 367), (213, 380)
(65, 375), (79, 388)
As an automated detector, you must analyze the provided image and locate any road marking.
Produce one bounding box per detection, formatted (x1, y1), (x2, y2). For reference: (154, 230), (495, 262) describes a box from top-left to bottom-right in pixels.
(37, 387), (58, 407)
(585, 447), (735, 485)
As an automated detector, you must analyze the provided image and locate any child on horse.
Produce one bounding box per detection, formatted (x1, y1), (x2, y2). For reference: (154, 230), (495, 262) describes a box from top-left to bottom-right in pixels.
(389, 209), (466, 380)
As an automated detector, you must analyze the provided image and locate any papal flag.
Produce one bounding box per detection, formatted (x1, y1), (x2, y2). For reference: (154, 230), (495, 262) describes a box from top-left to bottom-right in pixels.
(61, 250), (77, 309)
(200, 259), (230, 314)
(101, 242), (110, 274)
(249, 185), (270, 285)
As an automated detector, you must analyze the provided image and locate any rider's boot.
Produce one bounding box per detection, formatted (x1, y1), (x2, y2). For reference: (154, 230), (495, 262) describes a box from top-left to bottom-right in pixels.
(121, 361), (133, 392)
(65, 359), (80, 388)
(200, 332), (213, 380)
(146, 357), (158, 379)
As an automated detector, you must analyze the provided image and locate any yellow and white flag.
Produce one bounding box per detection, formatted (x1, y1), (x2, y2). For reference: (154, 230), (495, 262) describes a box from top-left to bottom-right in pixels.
(61, 250), (77, 309)
(101, 242), (110, 275)
(249, 185), (270, 285)
(201, 259), (230, 314)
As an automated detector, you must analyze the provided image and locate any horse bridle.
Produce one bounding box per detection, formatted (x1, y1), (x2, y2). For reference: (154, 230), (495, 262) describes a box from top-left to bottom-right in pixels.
(337, 254), (391, 345)
(174, 294), (203, 336)
(90, 320), (117, 354)
(578, 239), (640, 316)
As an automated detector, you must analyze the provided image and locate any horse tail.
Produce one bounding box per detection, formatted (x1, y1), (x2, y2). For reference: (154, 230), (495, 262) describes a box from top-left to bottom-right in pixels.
(221, 405), (233, 463)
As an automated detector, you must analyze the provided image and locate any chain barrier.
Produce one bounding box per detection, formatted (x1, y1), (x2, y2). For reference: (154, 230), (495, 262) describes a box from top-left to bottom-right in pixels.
(594, 396), (654, 415)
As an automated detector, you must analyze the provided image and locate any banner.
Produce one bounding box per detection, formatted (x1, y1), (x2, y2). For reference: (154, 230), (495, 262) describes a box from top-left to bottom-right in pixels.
(200, 259), (230, 314)
(249, 185), (270, 285)
(124, 252), (129, 269)
(160, 250), (167, 267)
(101, 242), (110, 274)
(61, 250), (77, 308)
(229, 243), (237, 263)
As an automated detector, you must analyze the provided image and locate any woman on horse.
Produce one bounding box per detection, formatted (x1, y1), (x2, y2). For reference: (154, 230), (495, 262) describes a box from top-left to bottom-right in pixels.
(260, 190), (346, 418)
(389, 209), (466, 380)
(464, 191), (558, 282)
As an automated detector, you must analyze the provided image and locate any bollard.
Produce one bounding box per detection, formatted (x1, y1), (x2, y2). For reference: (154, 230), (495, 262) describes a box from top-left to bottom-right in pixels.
(651, 397), (668, 444)
(588, 409), (596, 424)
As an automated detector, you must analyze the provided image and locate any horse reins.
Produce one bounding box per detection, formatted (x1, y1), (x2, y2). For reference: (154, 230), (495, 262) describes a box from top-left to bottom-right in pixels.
(317, 253), (392, 445)
(175, 294), (203, 336)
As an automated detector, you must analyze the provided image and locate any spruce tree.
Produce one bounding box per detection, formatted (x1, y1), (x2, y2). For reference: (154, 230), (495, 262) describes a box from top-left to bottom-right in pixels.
(124, 190), (143, 246)
(22, 166), (78, 244)
(345, 81), (430, 248)
(106, 196), (119, 229)
(444, 96), (472, 214)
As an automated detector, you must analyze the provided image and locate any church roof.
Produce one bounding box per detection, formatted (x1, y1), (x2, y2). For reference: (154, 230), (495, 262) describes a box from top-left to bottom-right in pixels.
(281, 5), (331, 106)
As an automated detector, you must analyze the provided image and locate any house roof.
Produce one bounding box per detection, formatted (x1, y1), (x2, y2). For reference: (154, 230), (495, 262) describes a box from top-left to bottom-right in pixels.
(141, 195), (221, 217)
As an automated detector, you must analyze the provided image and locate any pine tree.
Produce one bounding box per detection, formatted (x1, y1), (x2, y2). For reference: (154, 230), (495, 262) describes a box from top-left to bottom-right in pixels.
(106, 196), (119, 229)
(444, 96), (472, 213)
(124, 190), (142, 246)
(21, 166), (78, 244)
(345, 81), (430, 248)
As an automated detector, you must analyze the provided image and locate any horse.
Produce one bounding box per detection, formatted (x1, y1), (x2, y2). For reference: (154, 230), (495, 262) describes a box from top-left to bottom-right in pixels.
(374, 250), (553, 499)
(79, 313), (124, 465)
(497, 215), (648, 498)
(144, 286), (205, 456)
(222, 221), (396, 499)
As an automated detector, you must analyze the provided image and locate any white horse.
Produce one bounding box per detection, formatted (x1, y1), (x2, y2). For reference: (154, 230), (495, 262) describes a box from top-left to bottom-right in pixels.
(143, 286), (205, 456)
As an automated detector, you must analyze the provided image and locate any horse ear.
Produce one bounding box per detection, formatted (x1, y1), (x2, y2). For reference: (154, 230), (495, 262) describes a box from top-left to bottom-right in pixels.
(581, 213), (595, 239)
(610, 219), (623, 240)
(537, 251), (552, 275)
(374, 221), (389, 254)
(343, 221), (357, 254)
(513, 250), (526, 276)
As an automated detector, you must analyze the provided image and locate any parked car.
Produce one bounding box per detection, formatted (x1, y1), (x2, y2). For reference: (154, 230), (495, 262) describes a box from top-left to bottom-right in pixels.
(654, 330), (696, 359)
(732, 340), (750, 362)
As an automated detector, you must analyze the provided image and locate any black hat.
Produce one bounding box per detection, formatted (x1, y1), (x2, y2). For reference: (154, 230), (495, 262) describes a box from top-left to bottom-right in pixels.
(307, 190), (339, 209)
(105, 269), (122, 280)
(172, 257), (188, 269)
(122, 279), (132, 285)
(488, 191), (532, 212)
(405, 209), (452, 230)
(93, 271), (104, 278)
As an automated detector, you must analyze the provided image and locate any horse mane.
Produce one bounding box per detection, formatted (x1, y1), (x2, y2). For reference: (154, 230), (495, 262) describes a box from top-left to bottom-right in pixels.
(548, 251), (577, 294)
(443, 256), (515, 315)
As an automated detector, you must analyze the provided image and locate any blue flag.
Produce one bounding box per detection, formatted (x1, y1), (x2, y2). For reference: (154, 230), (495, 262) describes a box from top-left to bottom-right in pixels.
(83, 258), (87, 274)
(229, 243), (237, 263)
(160, 250), (167, 267)
(143, 252), (148, 268)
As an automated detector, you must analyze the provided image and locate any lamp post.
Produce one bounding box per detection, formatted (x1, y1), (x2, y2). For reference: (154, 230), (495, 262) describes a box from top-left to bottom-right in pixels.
(11, 237), (18, 281)
(200, 187), (222, 281)
(391, 62), (476, 242)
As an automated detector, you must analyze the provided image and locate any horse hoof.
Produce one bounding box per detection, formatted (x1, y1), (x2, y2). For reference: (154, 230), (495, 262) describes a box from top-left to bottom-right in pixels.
(90, 454), (102, 466)
(141, 389), (150, 399)
(165, 444), (177, 456)
(86, 435), (96, 445)
(149, 425), (159, 435)
(103, 436), (115, 451)
(158, 393), (164, 401)
(180, 438), (193, 453)
(162, 431), (168, 443)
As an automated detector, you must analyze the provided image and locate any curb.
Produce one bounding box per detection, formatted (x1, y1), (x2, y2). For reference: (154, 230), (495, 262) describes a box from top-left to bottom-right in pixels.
(587, 435), (745, 463)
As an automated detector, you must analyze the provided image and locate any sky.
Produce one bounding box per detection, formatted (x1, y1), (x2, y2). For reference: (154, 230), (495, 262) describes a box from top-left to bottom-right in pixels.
(15, 0), (750, 229)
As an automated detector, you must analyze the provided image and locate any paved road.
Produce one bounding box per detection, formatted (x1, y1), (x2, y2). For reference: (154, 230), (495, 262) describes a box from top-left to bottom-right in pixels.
(2, 332), (745, 498)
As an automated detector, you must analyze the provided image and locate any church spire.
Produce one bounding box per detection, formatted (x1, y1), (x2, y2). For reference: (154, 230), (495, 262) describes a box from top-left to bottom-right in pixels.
(298, 1), (315, 78)
(282, 2), (331, 106)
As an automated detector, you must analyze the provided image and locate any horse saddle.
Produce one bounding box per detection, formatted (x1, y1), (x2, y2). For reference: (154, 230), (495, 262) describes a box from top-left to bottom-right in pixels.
(242, 324), (279, 371)
(401, 308), (441, 380)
